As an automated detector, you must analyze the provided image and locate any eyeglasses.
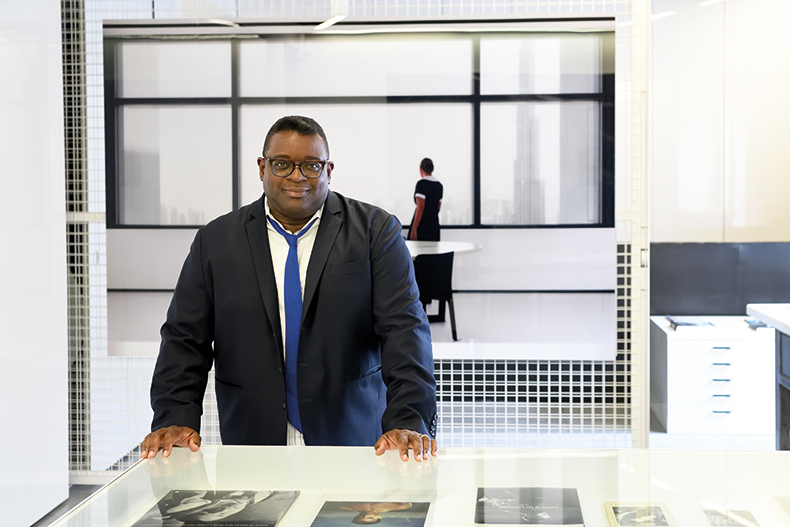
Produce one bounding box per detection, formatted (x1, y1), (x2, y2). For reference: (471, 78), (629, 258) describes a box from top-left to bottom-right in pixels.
(263, 156), (329, 179)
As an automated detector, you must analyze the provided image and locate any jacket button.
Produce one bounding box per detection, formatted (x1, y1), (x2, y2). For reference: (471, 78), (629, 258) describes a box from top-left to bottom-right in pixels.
(282, 402), (287, 409)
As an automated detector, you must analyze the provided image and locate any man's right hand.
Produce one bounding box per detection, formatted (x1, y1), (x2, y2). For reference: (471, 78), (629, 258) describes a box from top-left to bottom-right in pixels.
(140, 425), (201, 459)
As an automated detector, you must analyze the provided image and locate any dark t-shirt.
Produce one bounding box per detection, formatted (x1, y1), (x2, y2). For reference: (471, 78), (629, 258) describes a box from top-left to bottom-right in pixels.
(409, 177), (443, 241)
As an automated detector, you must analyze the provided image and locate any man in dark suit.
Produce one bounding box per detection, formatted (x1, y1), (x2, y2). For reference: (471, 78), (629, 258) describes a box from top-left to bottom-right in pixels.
(140, 115), (437, 462)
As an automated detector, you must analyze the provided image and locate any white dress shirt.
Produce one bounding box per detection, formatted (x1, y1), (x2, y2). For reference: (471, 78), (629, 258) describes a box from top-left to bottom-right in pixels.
(264, 199), (323, 446)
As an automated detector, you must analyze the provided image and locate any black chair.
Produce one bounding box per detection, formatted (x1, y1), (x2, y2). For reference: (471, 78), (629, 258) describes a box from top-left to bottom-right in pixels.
(413, 252), (457, 341)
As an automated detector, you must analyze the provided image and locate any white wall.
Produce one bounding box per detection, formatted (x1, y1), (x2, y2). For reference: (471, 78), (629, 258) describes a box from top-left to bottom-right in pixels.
(107, 227), (616, 359)
(650, 0), (790, 243)
(0, 2), (70, 525)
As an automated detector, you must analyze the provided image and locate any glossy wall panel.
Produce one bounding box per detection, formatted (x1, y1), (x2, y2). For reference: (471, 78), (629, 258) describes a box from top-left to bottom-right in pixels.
(723, 0), (790, 242)
(0, 1), (69, 525)
(650, 0), (725, 242)
(650, 0), (790, 243)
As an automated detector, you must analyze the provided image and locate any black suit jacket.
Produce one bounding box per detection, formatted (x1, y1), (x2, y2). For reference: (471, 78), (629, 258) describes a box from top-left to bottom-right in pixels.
(150, 191), (437, 445)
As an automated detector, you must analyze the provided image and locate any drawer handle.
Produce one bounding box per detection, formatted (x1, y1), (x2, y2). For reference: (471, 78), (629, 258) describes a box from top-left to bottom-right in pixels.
(712, 363), (731, 366)
(711, 346), (731, 350)
(712, 379), (731, 382)
(712, 410), (731, 414)
(711, 394), (731, 398)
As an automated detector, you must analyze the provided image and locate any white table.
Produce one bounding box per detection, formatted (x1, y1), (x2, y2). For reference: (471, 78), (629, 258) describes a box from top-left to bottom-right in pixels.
(747, 303), (790, 335)
(747, 303), (790, 450)
(404, 240), (481, 259)
(51, 446), (790, 526)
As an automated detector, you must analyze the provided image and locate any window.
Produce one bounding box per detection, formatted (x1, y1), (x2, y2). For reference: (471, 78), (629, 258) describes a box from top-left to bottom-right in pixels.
(118, 105), (232, 225)
(104, 20), (613, 229)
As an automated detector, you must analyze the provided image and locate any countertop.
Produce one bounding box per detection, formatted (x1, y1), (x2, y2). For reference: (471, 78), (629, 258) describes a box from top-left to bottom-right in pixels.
(747, 303), (790, 335)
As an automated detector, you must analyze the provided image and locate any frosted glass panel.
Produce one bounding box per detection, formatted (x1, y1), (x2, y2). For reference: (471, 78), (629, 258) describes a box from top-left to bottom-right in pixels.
(480, 35), (601, 94)
(239, 104), (473, 226)
(119, 106), (232, 225)
(118, 41), (231, 97)
(239, 37), (473, 97)
(481, 102), (600, 225)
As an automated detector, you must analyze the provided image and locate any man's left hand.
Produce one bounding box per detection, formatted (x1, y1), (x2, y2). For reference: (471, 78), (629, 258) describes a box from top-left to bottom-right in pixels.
(374, 429), (438, 462)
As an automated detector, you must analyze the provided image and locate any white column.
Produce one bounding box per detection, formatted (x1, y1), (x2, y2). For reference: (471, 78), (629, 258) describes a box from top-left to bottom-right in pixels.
(0, 1), (69, 526)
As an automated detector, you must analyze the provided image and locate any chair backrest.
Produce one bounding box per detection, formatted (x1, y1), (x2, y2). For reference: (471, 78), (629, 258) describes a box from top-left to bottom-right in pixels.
(413, 252), (454, 302)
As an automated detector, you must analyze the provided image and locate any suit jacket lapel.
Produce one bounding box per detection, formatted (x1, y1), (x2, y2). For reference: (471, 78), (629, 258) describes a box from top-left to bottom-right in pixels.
(245, 196), (284, 355)
(303, 191), (342, 320)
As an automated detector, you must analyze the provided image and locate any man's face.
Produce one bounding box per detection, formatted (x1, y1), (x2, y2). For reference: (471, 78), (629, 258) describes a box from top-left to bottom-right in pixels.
(258, 131), (332, 230)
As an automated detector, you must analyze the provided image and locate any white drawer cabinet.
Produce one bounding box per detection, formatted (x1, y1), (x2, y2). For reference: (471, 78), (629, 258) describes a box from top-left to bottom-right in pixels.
(650, 316), (776, 445)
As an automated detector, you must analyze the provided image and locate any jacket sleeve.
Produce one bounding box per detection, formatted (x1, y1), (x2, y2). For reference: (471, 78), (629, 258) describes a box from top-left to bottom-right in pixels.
(371, 214), (438, 437)
(150, 228), (215, 433)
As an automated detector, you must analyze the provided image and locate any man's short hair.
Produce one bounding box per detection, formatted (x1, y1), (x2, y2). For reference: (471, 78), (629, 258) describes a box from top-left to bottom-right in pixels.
(262, 115), (330, 157)
(420, 157), (434, 174)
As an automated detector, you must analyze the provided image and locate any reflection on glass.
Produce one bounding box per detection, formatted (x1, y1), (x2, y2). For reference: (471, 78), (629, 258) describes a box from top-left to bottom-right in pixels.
(239, 36), (473, 97)
(118, 41), (232, 98)
(119, 106), (233, 225)
(481, 102), (600, 225)
(239, 104), (473, 226)
(480, 34), (601, 95)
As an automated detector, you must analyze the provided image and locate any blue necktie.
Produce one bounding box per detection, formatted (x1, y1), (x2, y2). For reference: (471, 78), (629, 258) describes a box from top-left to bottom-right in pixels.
(267, 216), (317, 434)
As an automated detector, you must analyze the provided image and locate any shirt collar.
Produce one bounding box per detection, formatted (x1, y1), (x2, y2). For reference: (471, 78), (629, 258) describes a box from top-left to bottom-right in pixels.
(264, 198), (323, 235)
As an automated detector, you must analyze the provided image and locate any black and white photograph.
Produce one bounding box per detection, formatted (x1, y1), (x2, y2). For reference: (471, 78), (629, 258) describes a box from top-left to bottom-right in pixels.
(309, 500), (430, 527)
(702, 509), (760, 527)
(131, 489), (299, 526)
(604, 502), (676, 527)
(474, 487), (584, 525)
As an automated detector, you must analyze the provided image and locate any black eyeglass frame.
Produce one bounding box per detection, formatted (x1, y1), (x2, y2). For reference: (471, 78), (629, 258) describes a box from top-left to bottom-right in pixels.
(262, 156), (330, 179)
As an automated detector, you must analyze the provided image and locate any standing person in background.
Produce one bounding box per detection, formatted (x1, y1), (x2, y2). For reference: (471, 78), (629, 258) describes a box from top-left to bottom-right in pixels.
(408, 158), (443, 241)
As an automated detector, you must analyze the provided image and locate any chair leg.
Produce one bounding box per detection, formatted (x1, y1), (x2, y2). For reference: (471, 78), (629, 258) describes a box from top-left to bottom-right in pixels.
(447, 296), (457, 341)
(435, 299), (446, 322)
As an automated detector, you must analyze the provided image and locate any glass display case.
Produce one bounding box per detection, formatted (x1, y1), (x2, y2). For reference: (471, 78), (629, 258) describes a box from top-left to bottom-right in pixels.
(52, 446), (790, 526)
